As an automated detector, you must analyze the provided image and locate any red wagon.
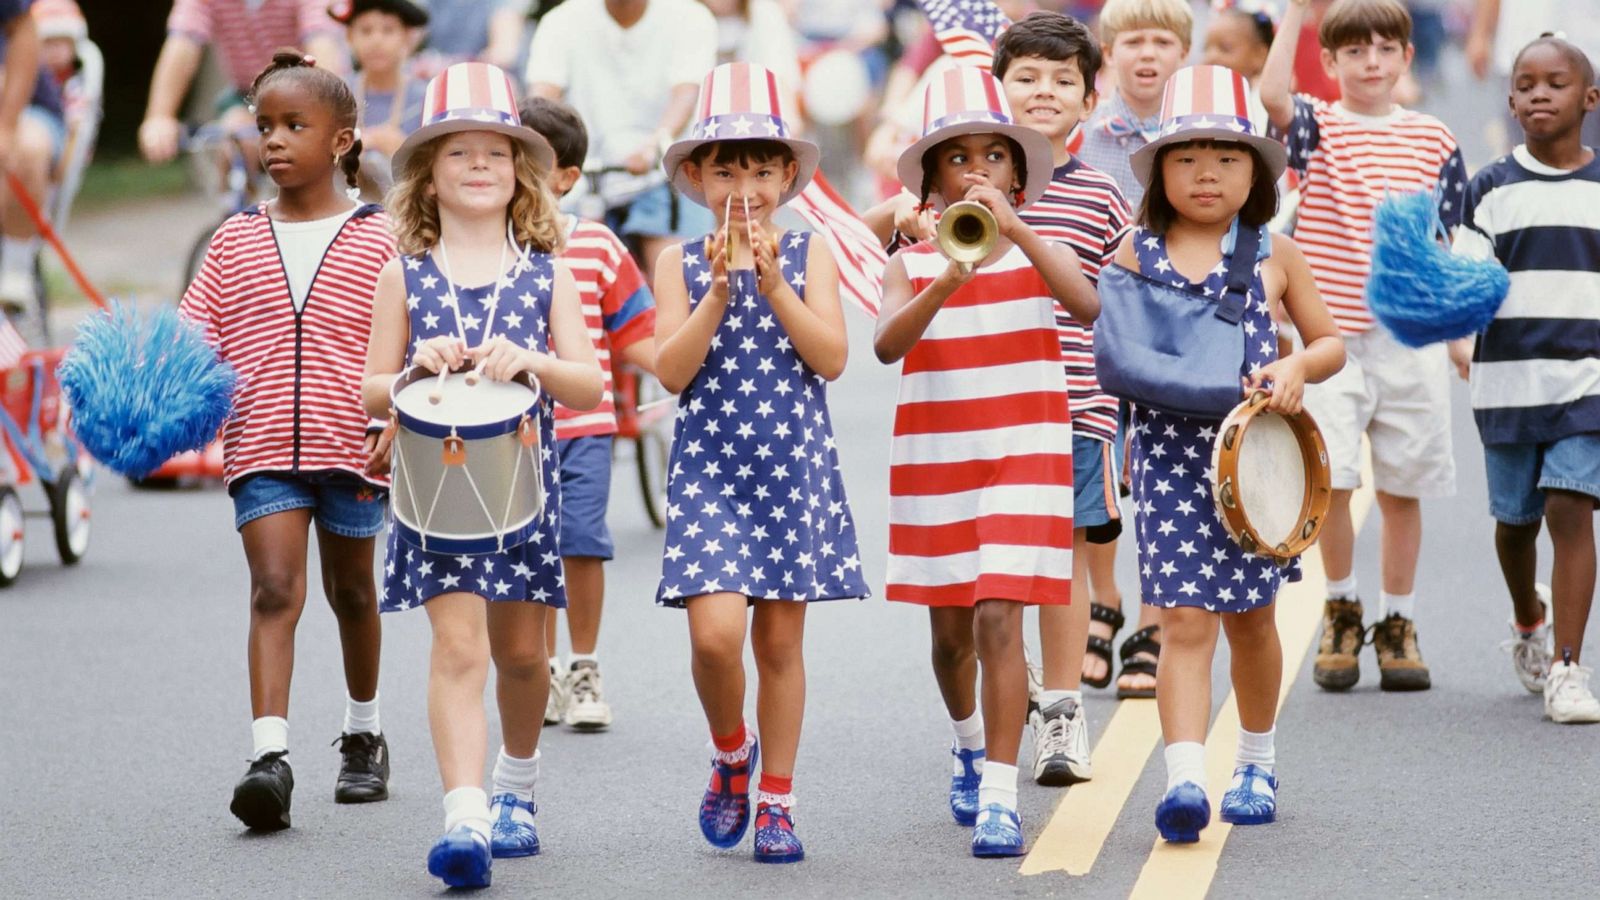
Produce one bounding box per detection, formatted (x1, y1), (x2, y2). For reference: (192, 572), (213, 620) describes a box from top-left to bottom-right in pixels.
(0, 346), (94, 585)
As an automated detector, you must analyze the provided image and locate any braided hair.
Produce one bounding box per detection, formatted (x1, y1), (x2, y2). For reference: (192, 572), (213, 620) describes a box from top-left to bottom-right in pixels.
(916, 135), (1030, 209)
(247, 49), (364, 190)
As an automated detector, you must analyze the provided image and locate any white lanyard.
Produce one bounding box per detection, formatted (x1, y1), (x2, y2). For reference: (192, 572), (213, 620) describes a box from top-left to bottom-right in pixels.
(433, 222), (527, 348)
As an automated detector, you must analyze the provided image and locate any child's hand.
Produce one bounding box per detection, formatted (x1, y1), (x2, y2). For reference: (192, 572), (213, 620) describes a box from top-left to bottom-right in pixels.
(750, 222), (785, 296)
(364, 425), (394, 477)
(413, 336), (466, 374)
(1447, 336), (1473, 381)
(470, 335), (540, 383)
(962, 177), (1025, 241)
(1243, 355), (1309, 415)
(893, 193), (935, 242)
(936, 257), (978, 291)
(703, 226), (732, 304)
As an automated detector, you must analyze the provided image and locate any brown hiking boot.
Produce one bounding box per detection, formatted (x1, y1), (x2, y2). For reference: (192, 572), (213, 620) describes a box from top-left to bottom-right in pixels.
(1371, 613), (1432, 691)
(1313, 598), (1364, 691)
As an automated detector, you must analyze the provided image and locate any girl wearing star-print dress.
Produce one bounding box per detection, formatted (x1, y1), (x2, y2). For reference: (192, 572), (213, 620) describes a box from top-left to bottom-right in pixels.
(1103, 65), (1344, 847)
(654, 62), (870, 865)
(360, 62), (602, 889)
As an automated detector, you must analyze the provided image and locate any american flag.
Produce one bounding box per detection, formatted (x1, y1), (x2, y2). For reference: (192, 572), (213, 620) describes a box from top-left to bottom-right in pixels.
(791, 172), (886, 319)
(920, 0), (1011, 67)
(0, 315), (27, 370)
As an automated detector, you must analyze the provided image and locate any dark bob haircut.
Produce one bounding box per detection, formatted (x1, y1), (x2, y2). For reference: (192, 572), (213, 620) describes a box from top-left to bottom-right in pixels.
(992, 11), (1103, 89)
(917, 134), (1031, 207)
(688, 139), (797, 170)
(1136, 140), (1279, 235)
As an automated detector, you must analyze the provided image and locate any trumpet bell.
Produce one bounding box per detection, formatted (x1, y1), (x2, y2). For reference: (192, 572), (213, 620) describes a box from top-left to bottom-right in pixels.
(936, 200), (998, 269)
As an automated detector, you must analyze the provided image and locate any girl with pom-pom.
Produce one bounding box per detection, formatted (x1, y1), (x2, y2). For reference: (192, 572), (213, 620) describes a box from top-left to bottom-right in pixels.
(360, 63), (601, 889)
(177, 51), (398, 832)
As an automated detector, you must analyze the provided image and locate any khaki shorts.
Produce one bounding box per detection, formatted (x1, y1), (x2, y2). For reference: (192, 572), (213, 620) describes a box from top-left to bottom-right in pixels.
(1304, 327), (1456, 499)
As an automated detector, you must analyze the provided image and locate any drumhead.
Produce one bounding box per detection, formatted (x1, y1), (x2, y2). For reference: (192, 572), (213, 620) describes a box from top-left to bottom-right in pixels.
(394, 372), (536, 429)
(1233, 413), (1308, 550)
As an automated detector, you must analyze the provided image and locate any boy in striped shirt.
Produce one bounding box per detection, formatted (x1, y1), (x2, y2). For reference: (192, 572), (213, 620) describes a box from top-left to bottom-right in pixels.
(993, 10), (1136, 787)
(520, 97), (658, 731)
(1262, 0), (1468, 693)
(1453, 35), (1600, 723)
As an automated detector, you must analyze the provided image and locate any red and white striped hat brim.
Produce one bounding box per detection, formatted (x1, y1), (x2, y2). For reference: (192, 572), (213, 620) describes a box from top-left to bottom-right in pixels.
(895, 66), (1054, 211)
(392, 62), (554, 175)
(663, 62), (819, 208)
(1130, 64), (1287, 186)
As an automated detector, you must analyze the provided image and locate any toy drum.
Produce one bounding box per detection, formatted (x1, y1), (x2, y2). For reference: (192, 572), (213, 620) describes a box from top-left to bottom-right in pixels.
(389, 366), (546, 555)
(1211, 391), (1332, 565)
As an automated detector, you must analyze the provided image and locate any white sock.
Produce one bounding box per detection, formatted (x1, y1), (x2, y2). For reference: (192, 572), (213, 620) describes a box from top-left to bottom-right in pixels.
(977, 761), (1019, 811)
(548, 657), (562, 676)
(1379, 591), (1415, 620)
(1, 236), (39, 278)
(1038, 689), (1083, 707)
(251, 716), (288, 760)
(1326, 575), (1358, 601)
(343, 693), (380, 736)
(1164, 741), (1206, 792)
(443, 786), (492, 839)
(491, 747), (540, 801)
(568, 652), (598, 668)
(1236, 727), (1276, 772)
(952, 711), (984, 751)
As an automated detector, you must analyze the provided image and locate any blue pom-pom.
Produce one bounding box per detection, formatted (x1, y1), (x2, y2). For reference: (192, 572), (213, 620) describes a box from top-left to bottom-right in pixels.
(1367, 189), (1510, 348)
(59, 303), (236, 478)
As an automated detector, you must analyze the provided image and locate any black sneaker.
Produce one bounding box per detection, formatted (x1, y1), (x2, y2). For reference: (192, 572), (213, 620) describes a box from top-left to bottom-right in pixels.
(231, 751), (293, 831)
(334, 732), (390, 803)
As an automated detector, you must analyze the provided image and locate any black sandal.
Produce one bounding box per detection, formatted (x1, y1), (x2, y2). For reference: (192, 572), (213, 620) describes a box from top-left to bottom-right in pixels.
(1083, 604), (1125, 689)
(1116, 625), (1161, 700)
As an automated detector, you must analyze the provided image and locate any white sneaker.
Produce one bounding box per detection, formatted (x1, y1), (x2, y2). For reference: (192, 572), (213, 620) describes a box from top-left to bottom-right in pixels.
(544, 662), (566, 726)
(1502, 584), (1552, 693)
(1029, 696), (1091, 786)
(0, 267), (35, 310)
(562, 660), (613, 731)
(1545, 660), (1600, 724)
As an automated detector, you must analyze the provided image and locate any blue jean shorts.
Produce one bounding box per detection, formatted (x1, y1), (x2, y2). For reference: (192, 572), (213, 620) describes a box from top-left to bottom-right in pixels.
(556, 436), (615, 559)
(605, 182), (715, 240)
(230, 471), (388, 537)
(1484, 432), (1600, 526)
(1074, 433), (1124, 543)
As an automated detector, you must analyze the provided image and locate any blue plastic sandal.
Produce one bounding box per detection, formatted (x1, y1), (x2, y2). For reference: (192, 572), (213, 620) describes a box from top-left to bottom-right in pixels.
(489, 793), (541, 858)
(970, 803), (1025, 857)
(949, 745), (984, 827)
(1155, 781), (1211, 844)
(1219, 764), (1278, 825)
(426, 825), (492, 889)
(699, 738), (759, 848)
(753, 802), (805, 863)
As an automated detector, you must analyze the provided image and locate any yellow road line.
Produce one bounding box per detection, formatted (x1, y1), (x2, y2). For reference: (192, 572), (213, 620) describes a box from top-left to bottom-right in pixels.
(1127, 484), (1376, 900)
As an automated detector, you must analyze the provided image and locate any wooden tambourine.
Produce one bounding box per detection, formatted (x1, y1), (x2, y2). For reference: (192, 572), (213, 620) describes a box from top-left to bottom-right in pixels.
(1211, 391), (1332, 565)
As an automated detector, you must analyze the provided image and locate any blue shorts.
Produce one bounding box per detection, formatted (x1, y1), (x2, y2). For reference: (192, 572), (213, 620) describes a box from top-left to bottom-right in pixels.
(556, 436), (614, 559)
(230, 471), (387, 537)
(1484, 432), (1600, 526)
(1074, 433), (1124, 544)
(605, 182), (715, 240)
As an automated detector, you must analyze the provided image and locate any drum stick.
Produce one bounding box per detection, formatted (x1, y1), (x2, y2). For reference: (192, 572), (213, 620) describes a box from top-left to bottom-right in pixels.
(428, 367), (449, 404)
(724, 193), (736, 271)
(743, 195), (755, 266)
(636, 396), (676, 414)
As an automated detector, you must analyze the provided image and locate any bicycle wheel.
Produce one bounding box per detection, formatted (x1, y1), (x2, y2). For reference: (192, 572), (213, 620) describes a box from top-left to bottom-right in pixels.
(633, 375), (673, 529)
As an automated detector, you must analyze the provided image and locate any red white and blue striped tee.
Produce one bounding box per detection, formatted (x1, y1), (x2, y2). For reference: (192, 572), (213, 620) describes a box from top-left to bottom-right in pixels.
(167, 0), (341, 93)
(179, 205), (396, 486)
(1021, 157), (1131, 445)
(553, 218), (656, 440)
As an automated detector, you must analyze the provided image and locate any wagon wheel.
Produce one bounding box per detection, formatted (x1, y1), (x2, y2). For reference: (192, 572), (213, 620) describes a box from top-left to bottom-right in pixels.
(49, 467), (90, 565)
(0, 486), (23, 586)
(633, 375), (673, 529)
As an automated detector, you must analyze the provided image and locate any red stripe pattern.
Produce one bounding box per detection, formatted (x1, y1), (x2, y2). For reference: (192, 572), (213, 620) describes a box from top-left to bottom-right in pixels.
(789, 172), (886, 318)
(179, 206), (396, 486)
(166, 0), (339, 92)
(887, 242), (1074, 607)
(553, 219), (656, 439)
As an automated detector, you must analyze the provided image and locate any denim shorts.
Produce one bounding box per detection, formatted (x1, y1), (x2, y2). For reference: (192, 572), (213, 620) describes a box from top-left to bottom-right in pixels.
(605, 182), (715, 240)
(230, 471), (388, 537)
(556, 436), (615, 559)
(1483, 432), (1600, 526)
(1074, 433), (1124, 543)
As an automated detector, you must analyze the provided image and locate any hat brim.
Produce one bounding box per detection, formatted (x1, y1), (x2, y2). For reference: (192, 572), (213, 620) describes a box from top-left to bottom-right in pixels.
(1129, 129), (1288, 187)
(662, 136), (821, 208)
(329, 0), (428, 27)
(391, 120), (556, 180)
(896, 120), (1055, 212)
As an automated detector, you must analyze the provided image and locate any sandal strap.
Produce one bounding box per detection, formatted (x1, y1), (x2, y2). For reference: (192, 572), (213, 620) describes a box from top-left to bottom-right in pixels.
(1119, 624), (1162, 663)
(1085, 635), (1114, 655)
(1090, 603), (1126, 632)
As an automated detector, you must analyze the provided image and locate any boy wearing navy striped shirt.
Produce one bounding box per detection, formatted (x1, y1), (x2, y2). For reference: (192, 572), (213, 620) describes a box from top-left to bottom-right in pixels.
(994, 11), (1135, 787)
(1453, 34), (1600, 724)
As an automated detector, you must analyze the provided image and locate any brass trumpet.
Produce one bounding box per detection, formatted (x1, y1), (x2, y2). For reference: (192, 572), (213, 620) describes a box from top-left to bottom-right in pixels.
(936, 200), (998, 274)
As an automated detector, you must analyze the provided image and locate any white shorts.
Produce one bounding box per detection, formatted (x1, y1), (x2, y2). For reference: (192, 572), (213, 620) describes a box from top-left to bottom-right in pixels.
(1304, 327), (1456, 499)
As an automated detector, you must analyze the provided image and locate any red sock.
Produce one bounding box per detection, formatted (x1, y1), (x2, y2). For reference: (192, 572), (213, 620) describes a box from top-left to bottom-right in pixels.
(758, 773), (793, 796)
(712, 723), (747, 753)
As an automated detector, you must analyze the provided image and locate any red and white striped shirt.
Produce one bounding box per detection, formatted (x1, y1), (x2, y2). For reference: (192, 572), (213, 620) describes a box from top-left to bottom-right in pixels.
(1021, 157), (1131, 444)
(887, 242), (1074, 608)
(167, 0), (342, 93)
(1284, 96), (1468, 334)
(179, 205), (396, 486)
(553, 218), (655, 440)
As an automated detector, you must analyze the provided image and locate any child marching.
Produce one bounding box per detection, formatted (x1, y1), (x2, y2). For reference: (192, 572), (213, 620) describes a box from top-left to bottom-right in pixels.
(875, 66), (1100, 857)
(653, 61), (870, 864)
(178, 51), (396, 831)
(361, 62), (602, 888)
(1099, 64), (1343, 842)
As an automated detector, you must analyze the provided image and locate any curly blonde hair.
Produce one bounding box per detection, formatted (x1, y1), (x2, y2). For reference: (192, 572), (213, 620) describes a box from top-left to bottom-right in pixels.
(387, 133), (565, 256)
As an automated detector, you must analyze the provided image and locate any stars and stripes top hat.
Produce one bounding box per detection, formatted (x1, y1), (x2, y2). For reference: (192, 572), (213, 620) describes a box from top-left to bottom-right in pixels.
(662, 62), (820, 208)
(328, 0), (430, 27)
(391, 61), (555, 176)
(31, 0), (88, 41)
(896, 66), (1054, 211)
(1129, 64), (1288, 187)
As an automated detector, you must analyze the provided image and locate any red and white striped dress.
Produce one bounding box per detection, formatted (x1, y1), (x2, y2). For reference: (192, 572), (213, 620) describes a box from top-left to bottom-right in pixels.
(887, 243), (1075, 607)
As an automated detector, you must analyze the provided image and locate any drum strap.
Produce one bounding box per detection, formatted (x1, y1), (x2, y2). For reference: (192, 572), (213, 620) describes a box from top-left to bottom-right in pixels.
(435, 222), (530, 351)
(1213, 222), (1262, 327)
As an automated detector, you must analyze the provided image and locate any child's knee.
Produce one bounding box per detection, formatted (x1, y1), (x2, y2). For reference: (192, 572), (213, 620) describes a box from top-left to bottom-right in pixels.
(1162, 608), (1216, 648)
(325, 581), (377, 620)
(691, 623), (745, 671)
(490, 640), (548, 681)
(973, 601), (1022, 657)
(250, 570), (307, 618)
(1544, 491), (1596, 536)
(751, 626), (802, 671)
(435, 627), (490, 679)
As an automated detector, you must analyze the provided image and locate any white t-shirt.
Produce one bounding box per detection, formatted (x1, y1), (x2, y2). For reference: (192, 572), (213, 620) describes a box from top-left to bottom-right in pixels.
(524, 0), (716, 180)
(273, 203), (359, 312)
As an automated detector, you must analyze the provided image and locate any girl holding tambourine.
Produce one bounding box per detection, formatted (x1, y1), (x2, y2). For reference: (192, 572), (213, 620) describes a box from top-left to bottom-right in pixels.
(360, 63), (601, 889)
(1096, 66), (1343, 844)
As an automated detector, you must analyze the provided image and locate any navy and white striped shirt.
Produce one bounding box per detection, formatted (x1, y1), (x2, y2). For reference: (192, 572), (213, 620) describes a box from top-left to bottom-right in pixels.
(1453, 145), (1600, 445)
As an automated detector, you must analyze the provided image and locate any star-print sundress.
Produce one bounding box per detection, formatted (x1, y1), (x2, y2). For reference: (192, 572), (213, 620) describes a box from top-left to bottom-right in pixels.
(379, 248), (566, 613)
(655, 231), (870, 608)
(1126, 226), (1301, 613)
